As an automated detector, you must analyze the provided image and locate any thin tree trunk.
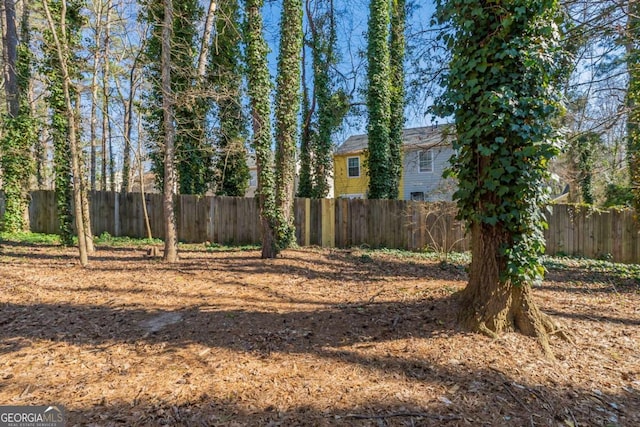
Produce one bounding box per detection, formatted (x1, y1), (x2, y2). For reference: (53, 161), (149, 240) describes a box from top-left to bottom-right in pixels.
(80, 176), (95, 253)
(36, 128), (48, 189)
(113, 47), (143, 194)
(197, 0), (217, 79)
(162, 0), (178, 262)
(77, 90), (95, 254)
(43, 0), (89, 266)
(102, 0), (114, 192)
(121, 58), (136, 193)
(138, 132), (153, 240)
(89, 0), (102, 191)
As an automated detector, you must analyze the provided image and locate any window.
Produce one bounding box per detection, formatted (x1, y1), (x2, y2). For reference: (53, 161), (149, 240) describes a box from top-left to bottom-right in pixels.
(347, 157), (360, 178)
(419, 150), (433, 173)
(410, 192), (425, 201)
(249, 171), (257, 187)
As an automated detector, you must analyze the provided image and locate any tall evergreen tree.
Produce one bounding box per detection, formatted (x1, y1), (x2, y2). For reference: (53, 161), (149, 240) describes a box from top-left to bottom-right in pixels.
(245, 0), (279, 258)
(366, 0), (391, 199)
(434, 0), (570, 354)
(210, 0), (250, 196)
(274, 0), (303, 247)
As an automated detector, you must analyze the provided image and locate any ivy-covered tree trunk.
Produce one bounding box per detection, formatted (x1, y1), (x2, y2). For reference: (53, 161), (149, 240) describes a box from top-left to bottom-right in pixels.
(388, 0), (405, 200)
(245, 0), (278, 258)
(366, 0), (391, 199)
(274, 0), (303, 249)
(435, 0), (569, 354)
(1, 0), (35, 233)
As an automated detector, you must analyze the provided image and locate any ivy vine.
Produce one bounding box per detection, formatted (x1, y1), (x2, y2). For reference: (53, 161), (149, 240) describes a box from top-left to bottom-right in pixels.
(434, 0), (567, 286)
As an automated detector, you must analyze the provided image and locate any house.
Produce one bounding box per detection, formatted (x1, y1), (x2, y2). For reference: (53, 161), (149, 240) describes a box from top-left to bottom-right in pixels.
(333, 125), (456, 201)
(245, 153), (313, 197)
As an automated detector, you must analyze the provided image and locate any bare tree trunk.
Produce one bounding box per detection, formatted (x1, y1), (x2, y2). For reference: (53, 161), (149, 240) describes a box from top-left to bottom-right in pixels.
(197, 0), (217, 79)
(103, 0), (114, 192)
(162, 0), (178, 262)
(80, 176), (95, 253)
(43, 0), (89, 266)
(89, 0), (102, 191)
(138, 152), (153, 240)
(113, 48), (143, 194)
(121, 61), (135, 193)
(77, 90), (94, 254)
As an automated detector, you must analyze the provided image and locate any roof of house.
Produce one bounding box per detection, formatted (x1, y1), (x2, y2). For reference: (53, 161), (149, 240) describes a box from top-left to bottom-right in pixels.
(335, 125), (453, 155)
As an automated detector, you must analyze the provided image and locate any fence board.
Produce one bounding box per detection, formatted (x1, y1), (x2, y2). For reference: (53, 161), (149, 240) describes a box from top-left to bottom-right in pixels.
(7, 190), (640, 264)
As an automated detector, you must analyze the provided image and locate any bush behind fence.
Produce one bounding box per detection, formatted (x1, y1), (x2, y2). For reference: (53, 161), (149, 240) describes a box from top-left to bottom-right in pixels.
(2, 190), (640, 263)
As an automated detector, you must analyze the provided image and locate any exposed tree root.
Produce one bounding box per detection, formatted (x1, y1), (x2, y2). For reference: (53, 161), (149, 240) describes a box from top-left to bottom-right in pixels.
(457, 286), (573, 360)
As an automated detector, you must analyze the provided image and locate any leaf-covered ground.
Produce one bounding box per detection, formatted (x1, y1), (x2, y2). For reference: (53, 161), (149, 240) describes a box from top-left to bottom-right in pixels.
(0, 240), (638, 426)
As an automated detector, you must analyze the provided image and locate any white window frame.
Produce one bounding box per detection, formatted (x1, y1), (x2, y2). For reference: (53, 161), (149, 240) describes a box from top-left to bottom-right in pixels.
(419, 149), (434, 173)
(347, 156), (361, 178)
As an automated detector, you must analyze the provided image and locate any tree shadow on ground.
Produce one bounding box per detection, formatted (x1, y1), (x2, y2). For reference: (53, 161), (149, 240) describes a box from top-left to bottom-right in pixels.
(543, 268), (639, 294)
(1, 298), (638, 426)
(1, 246), (639, 425)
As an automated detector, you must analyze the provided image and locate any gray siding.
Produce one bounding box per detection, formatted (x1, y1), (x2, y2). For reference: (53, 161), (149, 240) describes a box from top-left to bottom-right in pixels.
(402, 146), (456, 201)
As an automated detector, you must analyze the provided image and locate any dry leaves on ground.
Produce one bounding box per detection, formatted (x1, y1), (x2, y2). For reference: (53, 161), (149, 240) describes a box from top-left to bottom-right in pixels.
(0, 242), (638, 426)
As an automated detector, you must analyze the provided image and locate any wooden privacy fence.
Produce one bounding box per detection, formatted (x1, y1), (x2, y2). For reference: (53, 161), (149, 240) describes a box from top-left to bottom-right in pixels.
(2, 190), (640, 263)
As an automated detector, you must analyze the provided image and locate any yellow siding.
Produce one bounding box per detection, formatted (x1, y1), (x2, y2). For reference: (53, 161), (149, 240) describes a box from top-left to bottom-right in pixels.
(334, 154), (368, 197)
(333, 153), (403, 199)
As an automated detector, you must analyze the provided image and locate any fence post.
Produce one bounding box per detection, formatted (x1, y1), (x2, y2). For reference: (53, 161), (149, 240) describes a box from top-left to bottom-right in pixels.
(304, 198), (311, 246)
(321, 198), (335, 247)
(114, 192), (121, 237)
(208, 197), (216, 243)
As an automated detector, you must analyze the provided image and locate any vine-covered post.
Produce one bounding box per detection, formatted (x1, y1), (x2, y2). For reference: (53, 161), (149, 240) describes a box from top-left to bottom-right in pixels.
(434, 0), (570, 354)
